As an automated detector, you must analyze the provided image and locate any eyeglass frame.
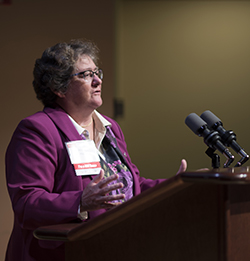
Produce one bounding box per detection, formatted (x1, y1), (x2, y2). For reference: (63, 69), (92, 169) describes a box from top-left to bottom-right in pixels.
(70, 68), (103, 81)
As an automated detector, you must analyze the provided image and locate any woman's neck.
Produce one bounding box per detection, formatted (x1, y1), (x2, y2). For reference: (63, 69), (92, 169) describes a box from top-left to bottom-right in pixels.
(56, 99), (95, 127)
(83, 118), (95, 141)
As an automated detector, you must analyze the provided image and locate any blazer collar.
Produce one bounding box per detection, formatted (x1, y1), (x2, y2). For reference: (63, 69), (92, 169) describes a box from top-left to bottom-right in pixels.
(43, 106), (82, 142)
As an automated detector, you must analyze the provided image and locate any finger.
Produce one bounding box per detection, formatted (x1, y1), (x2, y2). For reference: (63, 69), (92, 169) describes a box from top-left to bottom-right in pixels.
(96, 193), (126, 204)
(92, 169), (105, 184)
(176, 159), (187, 175)
(98, 173), (119, 189)
(100, 182), (124, 195)
(101, 201), (123, 209)
(196, 168), (209, 171)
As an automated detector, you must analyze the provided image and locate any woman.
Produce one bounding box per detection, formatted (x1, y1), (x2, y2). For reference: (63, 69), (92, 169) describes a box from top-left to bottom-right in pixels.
(5, 39), (187, 261)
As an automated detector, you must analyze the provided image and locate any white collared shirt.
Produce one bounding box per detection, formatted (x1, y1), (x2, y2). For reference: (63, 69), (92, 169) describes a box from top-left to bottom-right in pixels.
(68, 110), (111, 150)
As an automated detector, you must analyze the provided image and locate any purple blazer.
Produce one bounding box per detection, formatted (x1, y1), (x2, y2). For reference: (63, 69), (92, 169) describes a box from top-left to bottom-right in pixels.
(5, 106), (164, 261)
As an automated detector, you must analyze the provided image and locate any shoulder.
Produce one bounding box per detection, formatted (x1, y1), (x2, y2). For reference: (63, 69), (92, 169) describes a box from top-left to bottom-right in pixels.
(17, 110), (55, 133)
(19, 106), (70, 133)
(7, 109), (64, 159)
(21, 110), (50, 124)
(12, 108), (62, 144)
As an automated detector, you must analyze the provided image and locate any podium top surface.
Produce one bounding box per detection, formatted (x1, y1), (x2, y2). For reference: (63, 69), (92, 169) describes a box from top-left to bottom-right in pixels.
(181, 165), (250, 184)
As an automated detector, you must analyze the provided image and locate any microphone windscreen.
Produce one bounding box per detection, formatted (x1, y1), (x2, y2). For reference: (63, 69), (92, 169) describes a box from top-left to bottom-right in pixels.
(185, 113), (207, 135)
(200, 110), (221, 128)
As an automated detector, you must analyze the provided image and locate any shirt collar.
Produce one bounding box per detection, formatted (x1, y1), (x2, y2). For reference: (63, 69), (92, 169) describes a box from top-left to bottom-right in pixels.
(68, 110), (111, 135)
(67, 110), (111, 149)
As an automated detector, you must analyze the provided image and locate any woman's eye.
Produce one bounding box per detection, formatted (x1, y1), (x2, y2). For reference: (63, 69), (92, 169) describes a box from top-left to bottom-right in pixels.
(83, 71), (92, 78)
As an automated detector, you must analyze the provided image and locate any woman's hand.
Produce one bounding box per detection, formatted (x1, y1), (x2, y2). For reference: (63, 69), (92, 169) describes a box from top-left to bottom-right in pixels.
(176, 159), (208, 175)
(80, 169), (125, 212)
(176, 159), (187, 175)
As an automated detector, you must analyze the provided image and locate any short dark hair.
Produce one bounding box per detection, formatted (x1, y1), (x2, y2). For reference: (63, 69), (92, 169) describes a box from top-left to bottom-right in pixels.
(32, 39), (99, 107)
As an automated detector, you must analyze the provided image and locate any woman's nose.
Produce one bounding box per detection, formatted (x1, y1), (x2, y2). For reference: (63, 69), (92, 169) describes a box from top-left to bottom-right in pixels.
(92, 74), (102, 86)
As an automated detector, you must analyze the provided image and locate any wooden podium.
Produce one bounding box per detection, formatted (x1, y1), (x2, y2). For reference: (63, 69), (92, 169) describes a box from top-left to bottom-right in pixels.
(34, 167), (250, 261)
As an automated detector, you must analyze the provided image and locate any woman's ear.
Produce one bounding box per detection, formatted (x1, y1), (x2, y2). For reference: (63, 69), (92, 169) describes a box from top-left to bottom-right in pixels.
(53, 90), (66, 98)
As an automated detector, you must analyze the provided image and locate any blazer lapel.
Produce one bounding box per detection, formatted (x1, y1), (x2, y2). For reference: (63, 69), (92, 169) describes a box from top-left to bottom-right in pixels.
(43, 106), (82, 142)
(104, 126), (128, 168)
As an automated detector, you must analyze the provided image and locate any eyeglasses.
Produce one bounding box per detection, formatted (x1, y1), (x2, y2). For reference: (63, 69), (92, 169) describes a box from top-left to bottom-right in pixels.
(70, 69), (103, 82)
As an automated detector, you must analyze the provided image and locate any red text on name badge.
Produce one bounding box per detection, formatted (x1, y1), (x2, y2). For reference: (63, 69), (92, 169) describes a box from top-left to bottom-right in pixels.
(74, 162), (101, 170)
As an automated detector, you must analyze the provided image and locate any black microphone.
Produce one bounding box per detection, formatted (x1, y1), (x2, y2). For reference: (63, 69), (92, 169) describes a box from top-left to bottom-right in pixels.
(185, 113), (234, 167)
(200, 110), (249, 167)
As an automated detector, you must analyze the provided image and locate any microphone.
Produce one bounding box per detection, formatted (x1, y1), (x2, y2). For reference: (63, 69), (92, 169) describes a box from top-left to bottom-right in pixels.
(200, 110), (249, 167)
(185, 113), (234, 167)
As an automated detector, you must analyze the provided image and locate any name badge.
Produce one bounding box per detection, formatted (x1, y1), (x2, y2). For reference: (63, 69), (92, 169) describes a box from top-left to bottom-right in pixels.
(65, 140), (101, 176)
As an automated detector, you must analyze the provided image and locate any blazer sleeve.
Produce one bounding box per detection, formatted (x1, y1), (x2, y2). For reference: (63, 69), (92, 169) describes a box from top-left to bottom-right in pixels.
(5, 114), (83, 230)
